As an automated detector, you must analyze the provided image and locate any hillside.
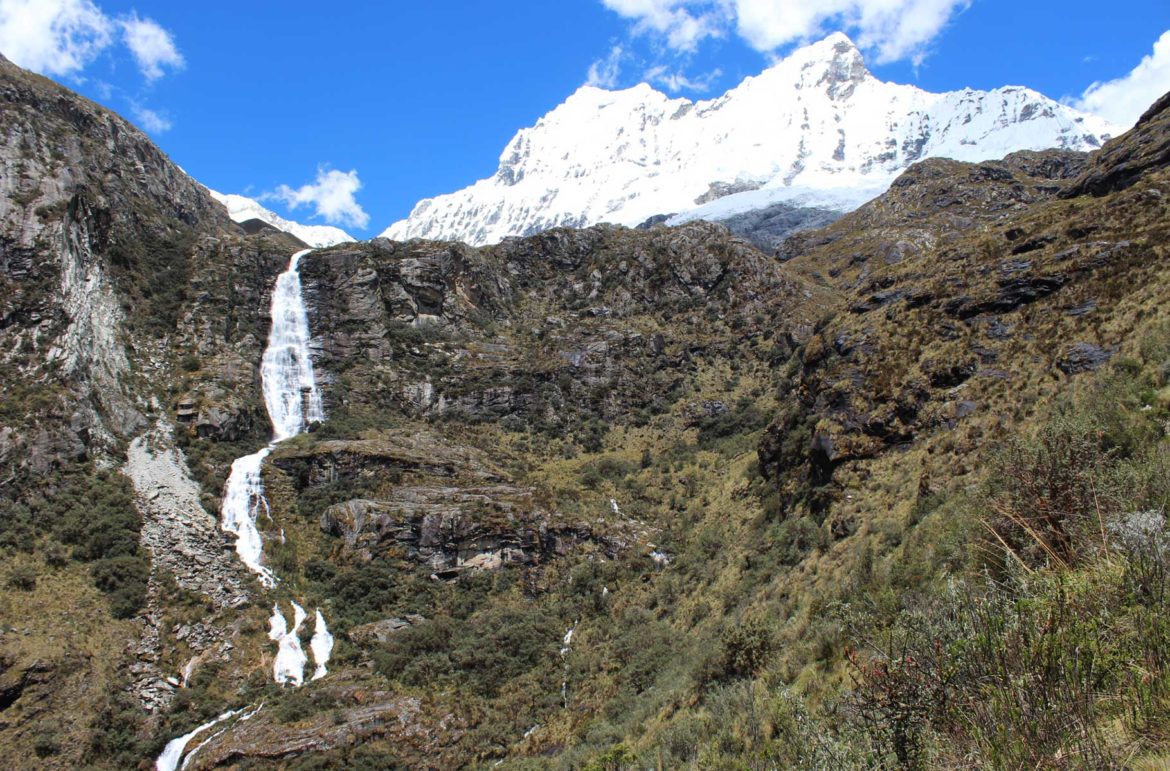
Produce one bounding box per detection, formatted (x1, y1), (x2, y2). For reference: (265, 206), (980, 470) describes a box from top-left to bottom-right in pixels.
(0, 51), (1169, 771)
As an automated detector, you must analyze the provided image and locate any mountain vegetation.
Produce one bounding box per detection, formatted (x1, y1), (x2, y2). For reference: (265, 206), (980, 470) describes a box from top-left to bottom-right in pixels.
(0, 50), (1169, 770)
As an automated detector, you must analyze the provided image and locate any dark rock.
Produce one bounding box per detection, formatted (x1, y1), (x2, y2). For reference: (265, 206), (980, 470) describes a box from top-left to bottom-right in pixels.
(923, 359), (978, 389)
(707, 201), (844, 254)
(1064, 300), (1098, 317)
(1062, 89), (1170, 197)
(1058, 343), (1113, 374)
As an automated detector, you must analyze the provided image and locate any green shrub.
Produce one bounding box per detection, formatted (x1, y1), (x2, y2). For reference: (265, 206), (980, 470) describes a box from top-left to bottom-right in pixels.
(7, 564), (36, 590)
(91, 555), (149, 619)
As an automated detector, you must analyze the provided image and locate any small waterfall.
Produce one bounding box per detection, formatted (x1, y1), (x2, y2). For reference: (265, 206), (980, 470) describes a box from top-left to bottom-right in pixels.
(220, 448), (275, 586)
(310, 609), (334, 681)
(269, 602), (309, 687)
(155, 709), (242, 771)
(179, 704), (264, 770)
(560, 623), (577, 708)
(155, 704), (264, 771)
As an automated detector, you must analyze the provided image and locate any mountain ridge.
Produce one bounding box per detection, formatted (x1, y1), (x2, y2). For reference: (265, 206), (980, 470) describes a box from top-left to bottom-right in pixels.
(383, 32), (1119, 246)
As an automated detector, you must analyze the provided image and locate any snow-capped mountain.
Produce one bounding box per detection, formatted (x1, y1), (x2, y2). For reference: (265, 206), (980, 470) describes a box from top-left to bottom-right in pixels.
(383, 33), (1120, 246)
(208, 190), (354, 248)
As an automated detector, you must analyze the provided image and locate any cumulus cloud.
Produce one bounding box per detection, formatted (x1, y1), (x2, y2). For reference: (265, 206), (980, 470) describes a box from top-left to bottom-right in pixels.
(0, 0), (183, 81)
(1074, 30), (1170, 129)
(587, 45), (625, 88)
(131, 103), (172, 133)
(599, 0), (969, 65)
(0, 0), (112, 76)
(269, 168), (370, 230)
(120, 13), (184, 81)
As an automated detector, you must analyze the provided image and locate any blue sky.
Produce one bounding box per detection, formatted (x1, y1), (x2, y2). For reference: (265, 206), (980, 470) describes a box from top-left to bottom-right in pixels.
(2, 0), (1168, 236)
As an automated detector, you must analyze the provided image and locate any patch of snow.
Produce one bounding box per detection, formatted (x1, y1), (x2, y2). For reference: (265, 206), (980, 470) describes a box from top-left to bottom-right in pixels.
(209, 190), (354, 248)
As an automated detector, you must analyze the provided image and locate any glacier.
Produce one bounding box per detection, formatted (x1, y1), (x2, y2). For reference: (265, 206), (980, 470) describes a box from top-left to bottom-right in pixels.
(382, 33), (1120, 247)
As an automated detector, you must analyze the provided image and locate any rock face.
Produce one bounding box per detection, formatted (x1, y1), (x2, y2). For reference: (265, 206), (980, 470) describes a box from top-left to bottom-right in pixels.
(273, 429), (635, 574)
(708, 201), (845, 254)
(382, 33), (1117, 246)
(1063, 90), (1170, 198)
(297, 222), (821, 440)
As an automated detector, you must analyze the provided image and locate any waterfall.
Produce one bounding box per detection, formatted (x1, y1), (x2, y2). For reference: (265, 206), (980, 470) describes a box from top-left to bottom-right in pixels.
(219, 448), (275, 586)
(155, 709), (242, 771)
(155, 704), (264, 771)
(269, 602), (309, 687)
(156, 254), (332, 767)
(560, 622), (577, 708)
(310, 609), (334, 681)
(220, 249), (324, 585)
(211, 250), (333, 686)
(259, 249), (325, 442)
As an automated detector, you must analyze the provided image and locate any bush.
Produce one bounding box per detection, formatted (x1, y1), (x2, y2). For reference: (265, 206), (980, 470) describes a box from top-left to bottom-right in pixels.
(91, 555), (149, 618)
(986, 412), (1122, 568)
(715, 618), (774, 681)
(7, 564), (36, 591)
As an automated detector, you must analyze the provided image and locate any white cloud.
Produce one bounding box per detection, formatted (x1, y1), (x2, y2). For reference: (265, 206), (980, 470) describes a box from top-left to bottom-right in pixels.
(269, 168), (370, 230)
(120, 13), (184, 81)
(0, 0), (112, 76)
(644, 64), (722, 92)
(587, 45), (625, 88)
(0, 0), (183, 82)
(1074, 30), (1170, 129)
(599, 0), (969, 64)
(601, 0), (726, 53)
(131, 103), (172, 133)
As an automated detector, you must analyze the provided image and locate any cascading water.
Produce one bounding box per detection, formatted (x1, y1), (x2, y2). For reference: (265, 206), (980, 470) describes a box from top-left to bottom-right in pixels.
(157, 251), (332, 768)
(155, 709), (243, 771)
(269, 601), (309, 687)
(310, 609), (335, 681)
(215, 249), (333, 686)
(220, 249), (324, 586)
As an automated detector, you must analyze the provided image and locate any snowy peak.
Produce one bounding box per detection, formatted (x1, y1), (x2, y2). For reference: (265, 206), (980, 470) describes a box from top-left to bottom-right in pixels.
(791, 31), (870, 92)
(382, 34), (1121, 246)
(208, 191), (354, 249)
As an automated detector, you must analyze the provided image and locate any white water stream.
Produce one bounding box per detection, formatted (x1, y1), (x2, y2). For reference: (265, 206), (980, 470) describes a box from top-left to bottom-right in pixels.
(269, 601), (309, 687)
(157, 251), (335, 767)
(310, 608), (335, 681)
(220, 249), (324, 586)
(155, 709), (243, 771)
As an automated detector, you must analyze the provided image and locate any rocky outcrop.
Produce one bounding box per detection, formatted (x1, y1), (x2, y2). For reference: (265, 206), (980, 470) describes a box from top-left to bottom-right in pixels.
(348, 615), (426, 646)
(319, 486), (621, 574)
(759, 123), (1170, 512)
(184, 683), (461, 770)
(1063, 89), (1170, 197)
